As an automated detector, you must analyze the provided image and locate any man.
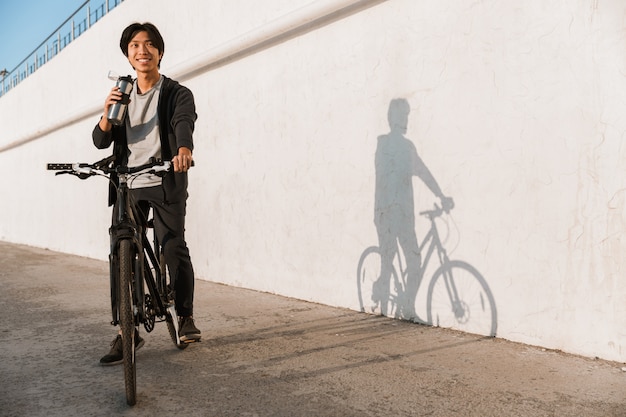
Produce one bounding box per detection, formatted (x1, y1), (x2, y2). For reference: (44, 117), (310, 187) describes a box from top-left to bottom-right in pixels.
(93, 22), (201, 365)
(373, 98), (453, 319)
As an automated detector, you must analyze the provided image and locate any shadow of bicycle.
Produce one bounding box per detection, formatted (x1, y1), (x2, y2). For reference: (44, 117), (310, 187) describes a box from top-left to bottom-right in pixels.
(356, 241), (498, 337)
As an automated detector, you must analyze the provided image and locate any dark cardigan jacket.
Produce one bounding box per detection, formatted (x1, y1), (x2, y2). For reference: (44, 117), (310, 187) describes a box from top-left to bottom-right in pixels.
(92, 76), (197, 206)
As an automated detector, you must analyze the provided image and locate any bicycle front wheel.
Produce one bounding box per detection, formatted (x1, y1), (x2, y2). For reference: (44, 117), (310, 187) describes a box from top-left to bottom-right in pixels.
(119, 239), (137, 406)
(426, 260), (497, 337)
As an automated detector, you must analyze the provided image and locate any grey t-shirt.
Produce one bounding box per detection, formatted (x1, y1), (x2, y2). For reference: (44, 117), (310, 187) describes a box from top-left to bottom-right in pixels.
(126, 75), (164, 189)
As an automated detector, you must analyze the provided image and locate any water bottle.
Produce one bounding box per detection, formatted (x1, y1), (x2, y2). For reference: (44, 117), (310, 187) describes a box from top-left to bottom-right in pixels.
(107, 73), (133, 126)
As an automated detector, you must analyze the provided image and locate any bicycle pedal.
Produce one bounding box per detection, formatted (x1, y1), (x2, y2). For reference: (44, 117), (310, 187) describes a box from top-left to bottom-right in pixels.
(180, 336), (201, 344)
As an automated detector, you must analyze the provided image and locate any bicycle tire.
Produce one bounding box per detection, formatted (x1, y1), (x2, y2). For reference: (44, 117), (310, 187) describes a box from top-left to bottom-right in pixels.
(426, 260), (497, 337)
(356, 246), (400, 317)
(159, 252), (188, 350)
(166, 314), (189, 350)
(119, 239), (137, 405)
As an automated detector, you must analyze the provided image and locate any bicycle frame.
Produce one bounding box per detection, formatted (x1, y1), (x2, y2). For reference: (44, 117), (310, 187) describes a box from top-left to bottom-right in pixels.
(394, 211), (449, 289)
(109, 172), (177, 335)
(418, 214), (450, 275)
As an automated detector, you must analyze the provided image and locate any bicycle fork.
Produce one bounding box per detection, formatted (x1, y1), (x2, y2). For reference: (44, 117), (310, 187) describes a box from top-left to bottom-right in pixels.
(441, 266), (471, 324)
(437, 249), (466, 321)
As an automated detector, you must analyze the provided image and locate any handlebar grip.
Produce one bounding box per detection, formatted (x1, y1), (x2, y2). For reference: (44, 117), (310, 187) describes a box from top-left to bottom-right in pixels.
(47, 163), (73, 170)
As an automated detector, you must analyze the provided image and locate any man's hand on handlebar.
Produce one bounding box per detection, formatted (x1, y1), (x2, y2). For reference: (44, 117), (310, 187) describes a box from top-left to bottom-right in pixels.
(172, 147), (193, 173)
(441, 196), (455, 213)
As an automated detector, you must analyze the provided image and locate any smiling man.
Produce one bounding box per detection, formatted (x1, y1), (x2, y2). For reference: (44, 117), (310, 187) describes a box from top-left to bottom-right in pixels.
(92, 22), (201, 365)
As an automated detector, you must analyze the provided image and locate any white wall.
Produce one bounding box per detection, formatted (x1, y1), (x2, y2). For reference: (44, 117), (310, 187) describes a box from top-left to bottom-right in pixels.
(1, 0), (625, 362)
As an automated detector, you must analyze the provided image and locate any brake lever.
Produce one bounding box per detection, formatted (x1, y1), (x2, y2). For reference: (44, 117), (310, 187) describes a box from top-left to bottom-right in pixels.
(56, 171), (91, 180)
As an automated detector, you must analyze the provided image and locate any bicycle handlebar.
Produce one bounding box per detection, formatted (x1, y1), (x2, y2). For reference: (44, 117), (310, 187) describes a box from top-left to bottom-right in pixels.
(419, 203), (450, 219)
(46, 156), (177, 179)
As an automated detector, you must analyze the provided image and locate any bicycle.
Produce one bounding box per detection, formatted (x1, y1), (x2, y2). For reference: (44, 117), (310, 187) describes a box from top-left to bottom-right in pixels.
(48, 155), (195, 406)
(356, 204), (497, 337)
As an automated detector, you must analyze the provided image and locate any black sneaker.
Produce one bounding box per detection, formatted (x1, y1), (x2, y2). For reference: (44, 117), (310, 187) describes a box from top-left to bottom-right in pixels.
(99, 330), (145, 366)
(179, 316), (201, 343)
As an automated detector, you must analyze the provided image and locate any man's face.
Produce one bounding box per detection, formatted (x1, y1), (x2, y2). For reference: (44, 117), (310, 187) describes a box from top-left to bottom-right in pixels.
(127, 31), (162, 74)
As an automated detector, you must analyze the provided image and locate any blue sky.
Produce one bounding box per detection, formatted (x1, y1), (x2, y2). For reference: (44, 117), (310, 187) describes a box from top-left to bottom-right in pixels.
(0, 0), (88, 72)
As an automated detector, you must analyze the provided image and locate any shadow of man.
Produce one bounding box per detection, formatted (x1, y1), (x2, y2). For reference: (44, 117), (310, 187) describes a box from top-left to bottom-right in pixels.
(373, 98), (453, 319)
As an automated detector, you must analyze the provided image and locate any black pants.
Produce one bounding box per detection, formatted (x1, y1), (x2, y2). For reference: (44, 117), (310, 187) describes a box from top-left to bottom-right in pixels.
(129, 186), (195, 317)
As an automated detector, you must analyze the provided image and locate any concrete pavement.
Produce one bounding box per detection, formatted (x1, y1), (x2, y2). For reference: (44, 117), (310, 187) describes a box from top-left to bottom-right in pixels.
(0, 241), (624, 416)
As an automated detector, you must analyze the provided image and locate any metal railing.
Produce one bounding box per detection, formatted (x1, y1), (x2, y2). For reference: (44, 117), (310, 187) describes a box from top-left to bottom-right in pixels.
(0, 0), (124, 98)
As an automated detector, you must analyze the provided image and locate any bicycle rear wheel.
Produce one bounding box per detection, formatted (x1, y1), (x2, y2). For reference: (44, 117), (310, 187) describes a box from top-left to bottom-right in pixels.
(166, 311), (189, 350)
(119, 239), (137, 405)
(159, 253), (188, 350)
(426, 260), (497, 337)
(356, 246), (400, 317)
